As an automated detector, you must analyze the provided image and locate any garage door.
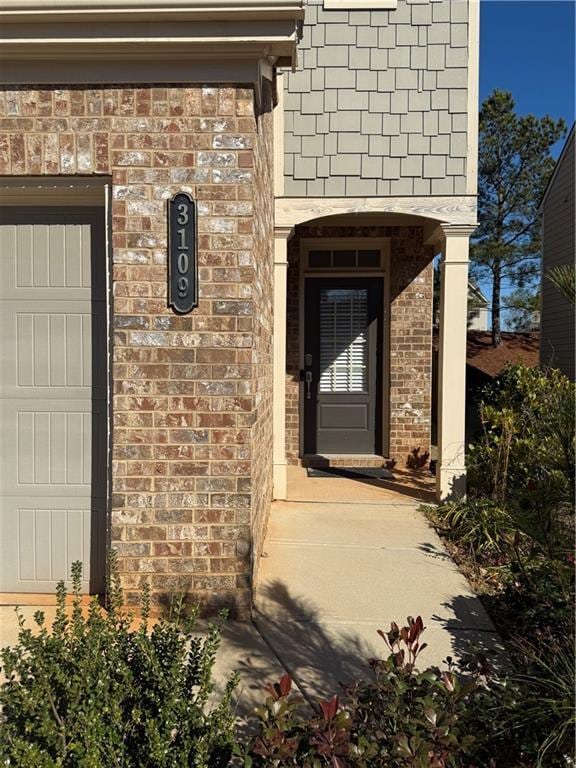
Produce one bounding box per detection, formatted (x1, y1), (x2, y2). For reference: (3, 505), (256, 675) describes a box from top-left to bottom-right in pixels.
(0, 209), (107, 593)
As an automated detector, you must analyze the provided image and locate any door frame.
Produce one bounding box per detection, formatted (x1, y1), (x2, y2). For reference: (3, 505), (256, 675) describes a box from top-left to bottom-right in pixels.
(298, 237), (391, 458)
(0, 178), (113, 596)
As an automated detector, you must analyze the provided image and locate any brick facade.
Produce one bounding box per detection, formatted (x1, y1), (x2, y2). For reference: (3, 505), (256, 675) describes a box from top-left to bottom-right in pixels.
(285, 224), (433, 465)
(0, 84), (274, 615)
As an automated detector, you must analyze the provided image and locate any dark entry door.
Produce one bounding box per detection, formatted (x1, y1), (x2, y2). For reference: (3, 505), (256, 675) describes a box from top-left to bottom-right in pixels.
(304, 278), (383, 455)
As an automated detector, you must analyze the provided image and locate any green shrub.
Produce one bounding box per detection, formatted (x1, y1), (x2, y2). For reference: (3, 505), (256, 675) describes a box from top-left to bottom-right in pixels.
(423, 363), (575, 766)
(504, 633), (575, 767)
(243, 617), (496, 768)
(431, 497), (514, 561)
(468, 364), (575, 503)
(0, 556), (237, 768)
(243, 617), (575, 768)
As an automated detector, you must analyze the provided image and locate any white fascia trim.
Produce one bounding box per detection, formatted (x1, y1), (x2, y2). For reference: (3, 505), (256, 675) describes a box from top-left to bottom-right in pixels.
(275, 195), (478, 228)
(323, 0), (396, 8)
(0, 0), (305, 21)
(466, 0), (480, 196)
(0, 17), (300, 63)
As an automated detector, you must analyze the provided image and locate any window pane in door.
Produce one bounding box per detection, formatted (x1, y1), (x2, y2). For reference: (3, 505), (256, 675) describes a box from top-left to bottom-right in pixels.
(357, 249), (381, 268)
(309, 250), (332, 268)
(332, 250), (356, 268)
(319, 288), (368, 393)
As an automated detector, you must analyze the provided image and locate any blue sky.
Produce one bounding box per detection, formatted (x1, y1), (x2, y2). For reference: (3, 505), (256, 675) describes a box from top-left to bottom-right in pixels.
(476, 0), (575, 321)
(480, 0), (575, 157)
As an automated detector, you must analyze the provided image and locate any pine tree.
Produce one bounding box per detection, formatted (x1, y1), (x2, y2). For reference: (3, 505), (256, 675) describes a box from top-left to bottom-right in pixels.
(472, 90), (565, 346)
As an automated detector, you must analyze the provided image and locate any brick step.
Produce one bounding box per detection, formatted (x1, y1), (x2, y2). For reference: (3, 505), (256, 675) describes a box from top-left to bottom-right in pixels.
(301, 454), (388, 468)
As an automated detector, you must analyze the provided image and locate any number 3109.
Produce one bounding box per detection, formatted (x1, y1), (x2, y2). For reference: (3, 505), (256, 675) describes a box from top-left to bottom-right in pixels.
(176, 202), (189, 298)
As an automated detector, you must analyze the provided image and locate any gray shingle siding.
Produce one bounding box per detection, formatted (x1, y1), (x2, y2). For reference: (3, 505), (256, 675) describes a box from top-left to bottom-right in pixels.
(540, 129), (575, 380)
(283, 0), (470, 197)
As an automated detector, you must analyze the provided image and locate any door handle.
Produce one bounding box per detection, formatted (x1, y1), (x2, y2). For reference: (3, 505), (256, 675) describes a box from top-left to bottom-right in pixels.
(305, 370), (313, 399)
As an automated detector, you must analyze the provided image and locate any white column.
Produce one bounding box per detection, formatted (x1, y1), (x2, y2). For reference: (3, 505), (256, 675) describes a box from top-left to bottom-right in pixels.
(436, 224), (476, 501)
(272, 227), (293, 500)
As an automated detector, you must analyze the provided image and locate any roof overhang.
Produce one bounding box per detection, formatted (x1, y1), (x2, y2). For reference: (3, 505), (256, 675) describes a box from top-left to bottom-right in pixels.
(0, 0), (304, 22)
(0, 0), (303, 81)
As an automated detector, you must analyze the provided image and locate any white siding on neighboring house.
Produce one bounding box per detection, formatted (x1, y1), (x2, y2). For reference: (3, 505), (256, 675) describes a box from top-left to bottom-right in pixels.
(540, 125), (575, 380)
(468, 305), (489, 331)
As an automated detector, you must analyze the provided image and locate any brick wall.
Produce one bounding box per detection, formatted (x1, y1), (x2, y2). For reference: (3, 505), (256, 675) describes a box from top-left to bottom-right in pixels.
(285, 224), (433, 464)
(248, 82), (275, 585)
(0, 84), (275, 615)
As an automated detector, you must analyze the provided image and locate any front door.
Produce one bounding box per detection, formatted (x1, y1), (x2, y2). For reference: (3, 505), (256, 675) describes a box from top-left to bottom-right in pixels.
(304, 278), (383, 455)
(0, 209), (107, 593)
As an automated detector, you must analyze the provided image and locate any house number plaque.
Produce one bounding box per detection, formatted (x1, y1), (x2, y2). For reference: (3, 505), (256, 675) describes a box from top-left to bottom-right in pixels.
(168, 191), (198, 314)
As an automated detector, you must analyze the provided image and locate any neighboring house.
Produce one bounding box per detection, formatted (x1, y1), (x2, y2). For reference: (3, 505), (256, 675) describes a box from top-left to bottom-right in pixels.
(0, 0), (479, 613)
(467, 281), (489, 330)
(463, 330), (540, 441)
(432, 330), (540, 446)
(539, 123), (575, 380)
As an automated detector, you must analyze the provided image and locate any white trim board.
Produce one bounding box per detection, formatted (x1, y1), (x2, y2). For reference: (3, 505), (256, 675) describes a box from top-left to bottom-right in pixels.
(275, 196), (478, 228)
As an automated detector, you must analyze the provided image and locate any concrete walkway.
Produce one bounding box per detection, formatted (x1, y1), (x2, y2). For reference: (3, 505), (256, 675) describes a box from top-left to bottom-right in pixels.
(0, 495), (502, 715)
(254, 498), (502, 700)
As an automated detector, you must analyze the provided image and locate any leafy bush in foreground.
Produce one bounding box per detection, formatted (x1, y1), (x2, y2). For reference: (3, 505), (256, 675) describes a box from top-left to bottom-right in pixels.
(242, 617), (575, 768)
(2, 581), (573, 768)
(424, 364), (575, 766)
(242, 615), (487, 768)
(467, 364), (575, 505)
(0, 556), (237, 768)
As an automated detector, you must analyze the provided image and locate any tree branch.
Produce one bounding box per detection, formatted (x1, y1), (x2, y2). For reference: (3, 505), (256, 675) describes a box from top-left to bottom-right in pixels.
(502, 220), (538, 247)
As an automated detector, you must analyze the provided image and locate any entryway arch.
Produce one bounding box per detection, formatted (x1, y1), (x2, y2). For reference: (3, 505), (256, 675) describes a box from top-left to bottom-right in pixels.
(273, 201), (476, 502)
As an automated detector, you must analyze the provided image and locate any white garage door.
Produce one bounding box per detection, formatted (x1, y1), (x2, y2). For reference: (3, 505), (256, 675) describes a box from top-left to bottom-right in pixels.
(0, 209), (107, 593)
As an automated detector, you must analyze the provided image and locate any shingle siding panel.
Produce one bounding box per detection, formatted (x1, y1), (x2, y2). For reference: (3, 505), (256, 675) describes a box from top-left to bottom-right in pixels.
(431, 177), (454, 194)
(325, 68), (356, 88)
(450, 2), (469, 23)
(361, 111), (384, 134)
(411, 3), (432, 25)
(369, 91), (391, 113)
(401, 155), (423, 176)
(283, 0), (471, 197)
(369, 134), (391, 156)
(422, 69), (437, 90)
(423, 155), (446, 178)
(453, 176), (467, 195)
(450, 23), (468, 47)
(390, 133), (409, 156)
(423, 110), (440, 136)
(349, 10), (371, 25)
(395, 68), (419, 89)
(337, 89), (370, 110)
(325, 24), (357, 45)
(338, 132), (369, 152)
(347, 176), (377, 195)
(349, 47), (370, 68)
(431, 134), (450, 154)
(356, 71), (378, 91)
(433, 1), (451, 22)
(330, 154), (362, 175)
(410, 45), (427, 69)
